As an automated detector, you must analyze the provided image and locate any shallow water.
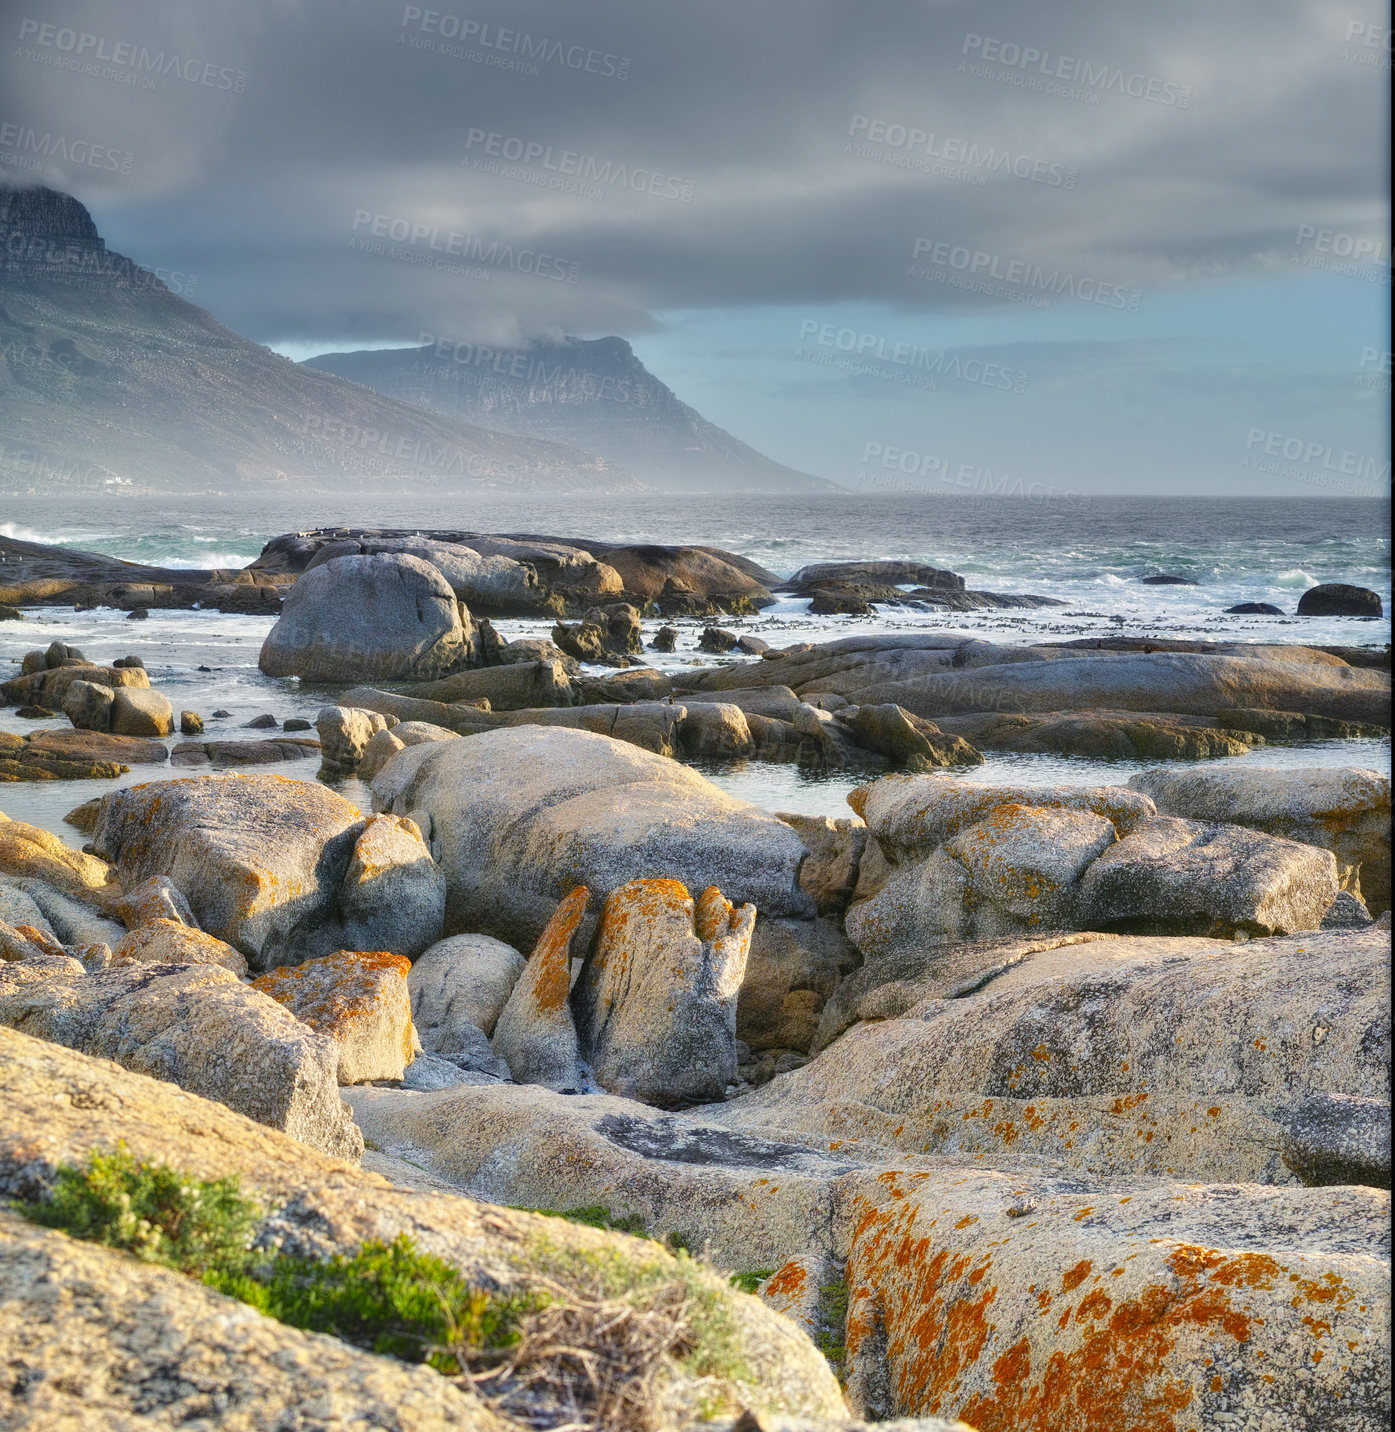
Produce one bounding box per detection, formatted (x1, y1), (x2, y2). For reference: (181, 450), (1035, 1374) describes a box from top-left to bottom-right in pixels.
(3, 602), (1387, 845)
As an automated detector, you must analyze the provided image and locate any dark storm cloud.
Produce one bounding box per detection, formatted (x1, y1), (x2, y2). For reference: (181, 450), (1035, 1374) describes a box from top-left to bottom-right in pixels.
(1, 0), (1385, 343)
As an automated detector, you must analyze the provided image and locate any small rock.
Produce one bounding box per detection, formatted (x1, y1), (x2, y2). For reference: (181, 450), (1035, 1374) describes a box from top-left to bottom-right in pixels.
(115, 875), (196, 930)
(179, 710), (204, 735)
(1226, 602), (1285, 615)
(1296, 582), (1383, 618)
(14, 706), (58, 720)
(126, 606), (149, 620)
(112, 918), (249, 976)
(109, 688), (174, 737)
(650, 625), (678, 653)
(246, 713), (278, 729)
(282, 717), (312, 732)
(211, 709), (231, 718)
(698, 626), (740, 654)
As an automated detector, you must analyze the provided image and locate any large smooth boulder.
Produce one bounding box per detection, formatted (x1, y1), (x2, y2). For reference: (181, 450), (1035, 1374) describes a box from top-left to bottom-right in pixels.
(574, 880), (755, 1106)
(259, 553), (475, 683)
(1129, 765), (1391, 914)
(252, 951), (416, 1084)
(371, 727), (813, 950)
(0, 963), (360, 1157)
(92, 776), (443, 971)
(61, 679), (114, 732)
(1297, 581), (1384, 617)
(409, 933), (526, 1050)
(491, 887), (588, 1091)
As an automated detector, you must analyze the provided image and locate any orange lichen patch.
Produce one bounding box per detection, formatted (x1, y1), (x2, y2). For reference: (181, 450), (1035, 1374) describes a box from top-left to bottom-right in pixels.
(694, 884), (736, 941)
(13, 924), (66, 958)
(526, 886), (589, 1014)
(1062, 1260), (1094, 1292)
(762, 1261), (809, 1299)
(251, 950), (409, 1031)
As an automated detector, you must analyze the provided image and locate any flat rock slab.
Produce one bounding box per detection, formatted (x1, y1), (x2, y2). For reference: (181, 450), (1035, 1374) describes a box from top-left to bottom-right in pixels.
(24, 728), (169, 765)
(170, 737), (320, 766)
(713, 926), (1390, 1187)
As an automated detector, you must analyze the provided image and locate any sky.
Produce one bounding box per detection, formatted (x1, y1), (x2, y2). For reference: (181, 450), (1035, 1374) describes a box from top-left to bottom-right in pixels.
(1, 0), (1389, 495)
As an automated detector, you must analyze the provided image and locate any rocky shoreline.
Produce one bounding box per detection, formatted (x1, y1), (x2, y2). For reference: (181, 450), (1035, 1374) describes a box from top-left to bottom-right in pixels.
(1, 532), (1391, 1430)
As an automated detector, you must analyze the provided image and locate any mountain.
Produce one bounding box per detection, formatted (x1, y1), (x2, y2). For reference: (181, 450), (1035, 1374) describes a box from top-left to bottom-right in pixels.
(0, 185), (636, 495)
(304, 337), (834, 493)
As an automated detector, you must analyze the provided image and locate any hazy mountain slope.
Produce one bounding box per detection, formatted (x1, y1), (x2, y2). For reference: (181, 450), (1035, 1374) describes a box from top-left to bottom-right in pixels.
(0, 185), (636, 495)
(305, 337), (834, 493)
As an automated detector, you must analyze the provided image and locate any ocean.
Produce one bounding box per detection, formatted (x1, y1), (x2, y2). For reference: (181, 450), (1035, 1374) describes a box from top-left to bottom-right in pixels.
(2, 491), (1389, 842)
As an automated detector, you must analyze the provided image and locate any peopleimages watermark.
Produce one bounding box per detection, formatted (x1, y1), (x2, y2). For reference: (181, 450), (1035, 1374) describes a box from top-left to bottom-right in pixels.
(1241, 428), (1389, 495)
(300, 415), (489, 479)
(462, 129), (693, 203)
(1342, 20), (1392, 67)
(1291, 224), (1390, 284)
(1356, 346), (1391, 393)
(846, 115), (1077, 188)
(858, 440), (1080, 510)
(417, 332), (636, 403)
(1, 231), (198, 294)
(0, 442), (113, 492)
(795, 321), (1029, 394)
(14, 18), (248, 93)
(909, 237), (1142, 311)
(958, 33), (1191, 108)
(348, 210), (581, 283)
(398, 8), (630, 80)
(0, 122), (134, 176)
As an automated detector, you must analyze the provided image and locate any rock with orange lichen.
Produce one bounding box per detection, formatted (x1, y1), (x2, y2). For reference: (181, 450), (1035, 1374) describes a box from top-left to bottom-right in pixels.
(91, 774), (444, 971)
(0, 962), (360, 1157)
(492, 887), (588, 1090)
(846, 802), (1118, 959)
(712, 926), (1390, 1188)
(1130, 765), (1391, 915)
(757, 1255), (829, 1343)
(369, 725), (813, 951)
(837, 1165), (1390, 1429)
(113, 874), (196, 930)
(252, 950), (416, 1085)
(111, 917), (248, 976)
(1078, 815), (1338, 937)
(575, 879), (755, 1106)
(0, 873), (124, 952)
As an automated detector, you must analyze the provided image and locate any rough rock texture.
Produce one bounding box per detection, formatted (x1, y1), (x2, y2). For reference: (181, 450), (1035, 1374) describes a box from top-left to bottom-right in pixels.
(739, 916), (861, 1054)
(678, 701), (756, 757)
(719, 927), (1390, 1186)
(111, 917), (249, 975)
(92, 775), (443, 970)
(109, 686), (174, 737)
(0, 1210), (507, 1430)
(3, 660), (149, 711)
(0, 874), (123, 952)
(0, 963), (360, 1157)
(833, 1167), (1390, 1426)
(259, 553), (475, 683)
(0, 1027), (849, 1429)
(492, 886), (588, 1091)
(837, 704), (983, 768)
(932, 707), (1263, 760)
(1297, 581), (1384, 617)
(0, 813), (120, 910)
(171, 736), (322, 767)
(316, 703), (397, 772)
(409, 933), (526, 1050)
(114, 874), (195, 929)
(61, 677), (114, 731)
(777, 812), (868, 918)
(1078, 815), (1339, 937)
(252, 950), (416, 1084)
(23, 727), (168, 767)
(1129, 765), (1392, 914)
(372, 727), (813, 950)
(575, 880), (756, 1106)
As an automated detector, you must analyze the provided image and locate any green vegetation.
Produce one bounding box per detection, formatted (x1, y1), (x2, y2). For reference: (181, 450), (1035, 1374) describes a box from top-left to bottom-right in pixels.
(816, 1277), (850, 1381)
(728, 1268), (775, 1295)
(19, 1147), (259, 1280)
(521, 1202), (651, 1238)
(18, 1149), (530, 1374)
